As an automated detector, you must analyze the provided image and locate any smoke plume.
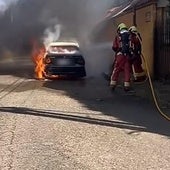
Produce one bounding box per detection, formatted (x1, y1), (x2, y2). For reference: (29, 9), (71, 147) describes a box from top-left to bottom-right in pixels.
(0, 0), (18, 14)
(43, 24), (61, 48)
(0, 0), (119, 76)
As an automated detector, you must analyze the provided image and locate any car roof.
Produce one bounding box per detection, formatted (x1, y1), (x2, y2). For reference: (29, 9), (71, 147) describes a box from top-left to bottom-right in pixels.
(48, 42), (79, 48)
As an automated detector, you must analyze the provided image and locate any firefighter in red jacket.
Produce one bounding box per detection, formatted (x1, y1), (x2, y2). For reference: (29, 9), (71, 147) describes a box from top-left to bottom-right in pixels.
(129, 26), (147, 82)
(110, 23), (131, 91)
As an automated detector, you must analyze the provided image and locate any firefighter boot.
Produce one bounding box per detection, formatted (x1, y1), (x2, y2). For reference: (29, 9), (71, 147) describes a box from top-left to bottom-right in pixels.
(110, 80), (117, 91)
(123, 82), (134, 92)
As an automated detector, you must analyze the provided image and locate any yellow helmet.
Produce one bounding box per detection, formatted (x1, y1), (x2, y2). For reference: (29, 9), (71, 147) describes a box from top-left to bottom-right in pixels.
(117, 23), (127, 31)
(129, 26), (137, 33)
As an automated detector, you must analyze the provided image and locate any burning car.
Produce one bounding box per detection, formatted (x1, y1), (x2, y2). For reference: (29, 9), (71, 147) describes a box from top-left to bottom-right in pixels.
(43, 41), (86, 78)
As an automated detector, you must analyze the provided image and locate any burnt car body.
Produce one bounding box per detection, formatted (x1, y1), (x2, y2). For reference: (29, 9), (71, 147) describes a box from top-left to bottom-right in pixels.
(44, 42), (86, 78)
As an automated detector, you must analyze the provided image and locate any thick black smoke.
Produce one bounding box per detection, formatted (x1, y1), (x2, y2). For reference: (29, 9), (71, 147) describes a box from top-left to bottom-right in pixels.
(0, 0), (128, 76)
(0, 0), (116, 56)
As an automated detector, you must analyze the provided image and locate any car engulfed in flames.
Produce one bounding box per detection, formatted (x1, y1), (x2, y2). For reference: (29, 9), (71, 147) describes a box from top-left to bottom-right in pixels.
(43, 41), (86, 78)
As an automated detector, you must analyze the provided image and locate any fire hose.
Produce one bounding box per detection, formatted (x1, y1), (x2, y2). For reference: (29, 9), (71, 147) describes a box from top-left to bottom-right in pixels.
(141, 53), (170, 121)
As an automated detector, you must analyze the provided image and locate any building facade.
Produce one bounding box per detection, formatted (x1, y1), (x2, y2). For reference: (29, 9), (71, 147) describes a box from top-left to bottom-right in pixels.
(92, 0), (170, 79)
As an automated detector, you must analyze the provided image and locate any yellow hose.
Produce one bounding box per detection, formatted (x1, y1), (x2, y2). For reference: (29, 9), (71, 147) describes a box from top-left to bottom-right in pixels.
(141, 53), (170, 121)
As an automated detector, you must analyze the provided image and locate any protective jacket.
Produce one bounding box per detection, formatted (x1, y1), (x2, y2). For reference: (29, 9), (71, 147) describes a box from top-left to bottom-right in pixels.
(130, 32), (146, 82)
(130, 32), (141, 57)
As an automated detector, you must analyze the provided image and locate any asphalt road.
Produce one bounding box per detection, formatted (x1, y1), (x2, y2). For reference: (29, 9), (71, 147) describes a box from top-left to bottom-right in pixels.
(0, 63), (170, 170)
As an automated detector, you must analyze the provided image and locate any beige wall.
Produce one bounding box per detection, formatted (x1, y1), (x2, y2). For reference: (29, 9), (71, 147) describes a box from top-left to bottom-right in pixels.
(136, 5), (156, 76)
(115, 13), (134, 28)
(96, 13), (134, 42)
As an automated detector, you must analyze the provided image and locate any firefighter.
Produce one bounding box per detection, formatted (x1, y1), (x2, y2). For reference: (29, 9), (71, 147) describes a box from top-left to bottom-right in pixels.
(110, 23), (132, 91)
(129, 26), (147, 82)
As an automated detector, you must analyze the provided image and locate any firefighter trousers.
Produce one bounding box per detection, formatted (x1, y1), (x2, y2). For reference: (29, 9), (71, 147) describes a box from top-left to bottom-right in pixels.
(110, 53), (131, 87)
(131, 56), (146, 81)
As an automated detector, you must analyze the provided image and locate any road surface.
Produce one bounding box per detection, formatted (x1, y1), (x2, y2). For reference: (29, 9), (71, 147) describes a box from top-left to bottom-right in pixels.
(0, 62), (170, 170)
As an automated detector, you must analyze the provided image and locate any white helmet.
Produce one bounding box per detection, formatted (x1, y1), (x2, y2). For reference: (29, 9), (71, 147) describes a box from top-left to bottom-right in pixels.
(129, 26), (138, 33)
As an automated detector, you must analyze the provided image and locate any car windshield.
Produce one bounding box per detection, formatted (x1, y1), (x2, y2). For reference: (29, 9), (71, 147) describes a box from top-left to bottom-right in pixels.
(49, 45), (79, 54)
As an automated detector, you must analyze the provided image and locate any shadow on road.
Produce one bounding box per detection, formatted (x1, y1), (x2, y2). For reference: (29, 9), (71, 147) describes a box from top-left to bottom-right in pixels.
(0, 106), (147, 132)
(1, 106), (170, 138)
(1, 76), (170, 137)
(0, 61), (170, 137)
(41, 77), (170, 137)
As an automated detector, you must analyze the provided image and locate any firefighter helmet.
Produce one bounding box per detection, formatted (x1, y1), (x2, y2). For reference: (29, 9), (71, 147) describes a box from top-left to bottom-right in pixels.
(129, 26), (137, 33)
(117, 23), (127, 31)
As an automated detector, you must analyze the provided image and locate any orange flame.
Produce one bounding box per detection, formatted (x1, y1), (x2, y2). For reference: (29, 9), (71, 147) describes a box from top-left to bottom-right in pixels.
(31, 41), (46, 80)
